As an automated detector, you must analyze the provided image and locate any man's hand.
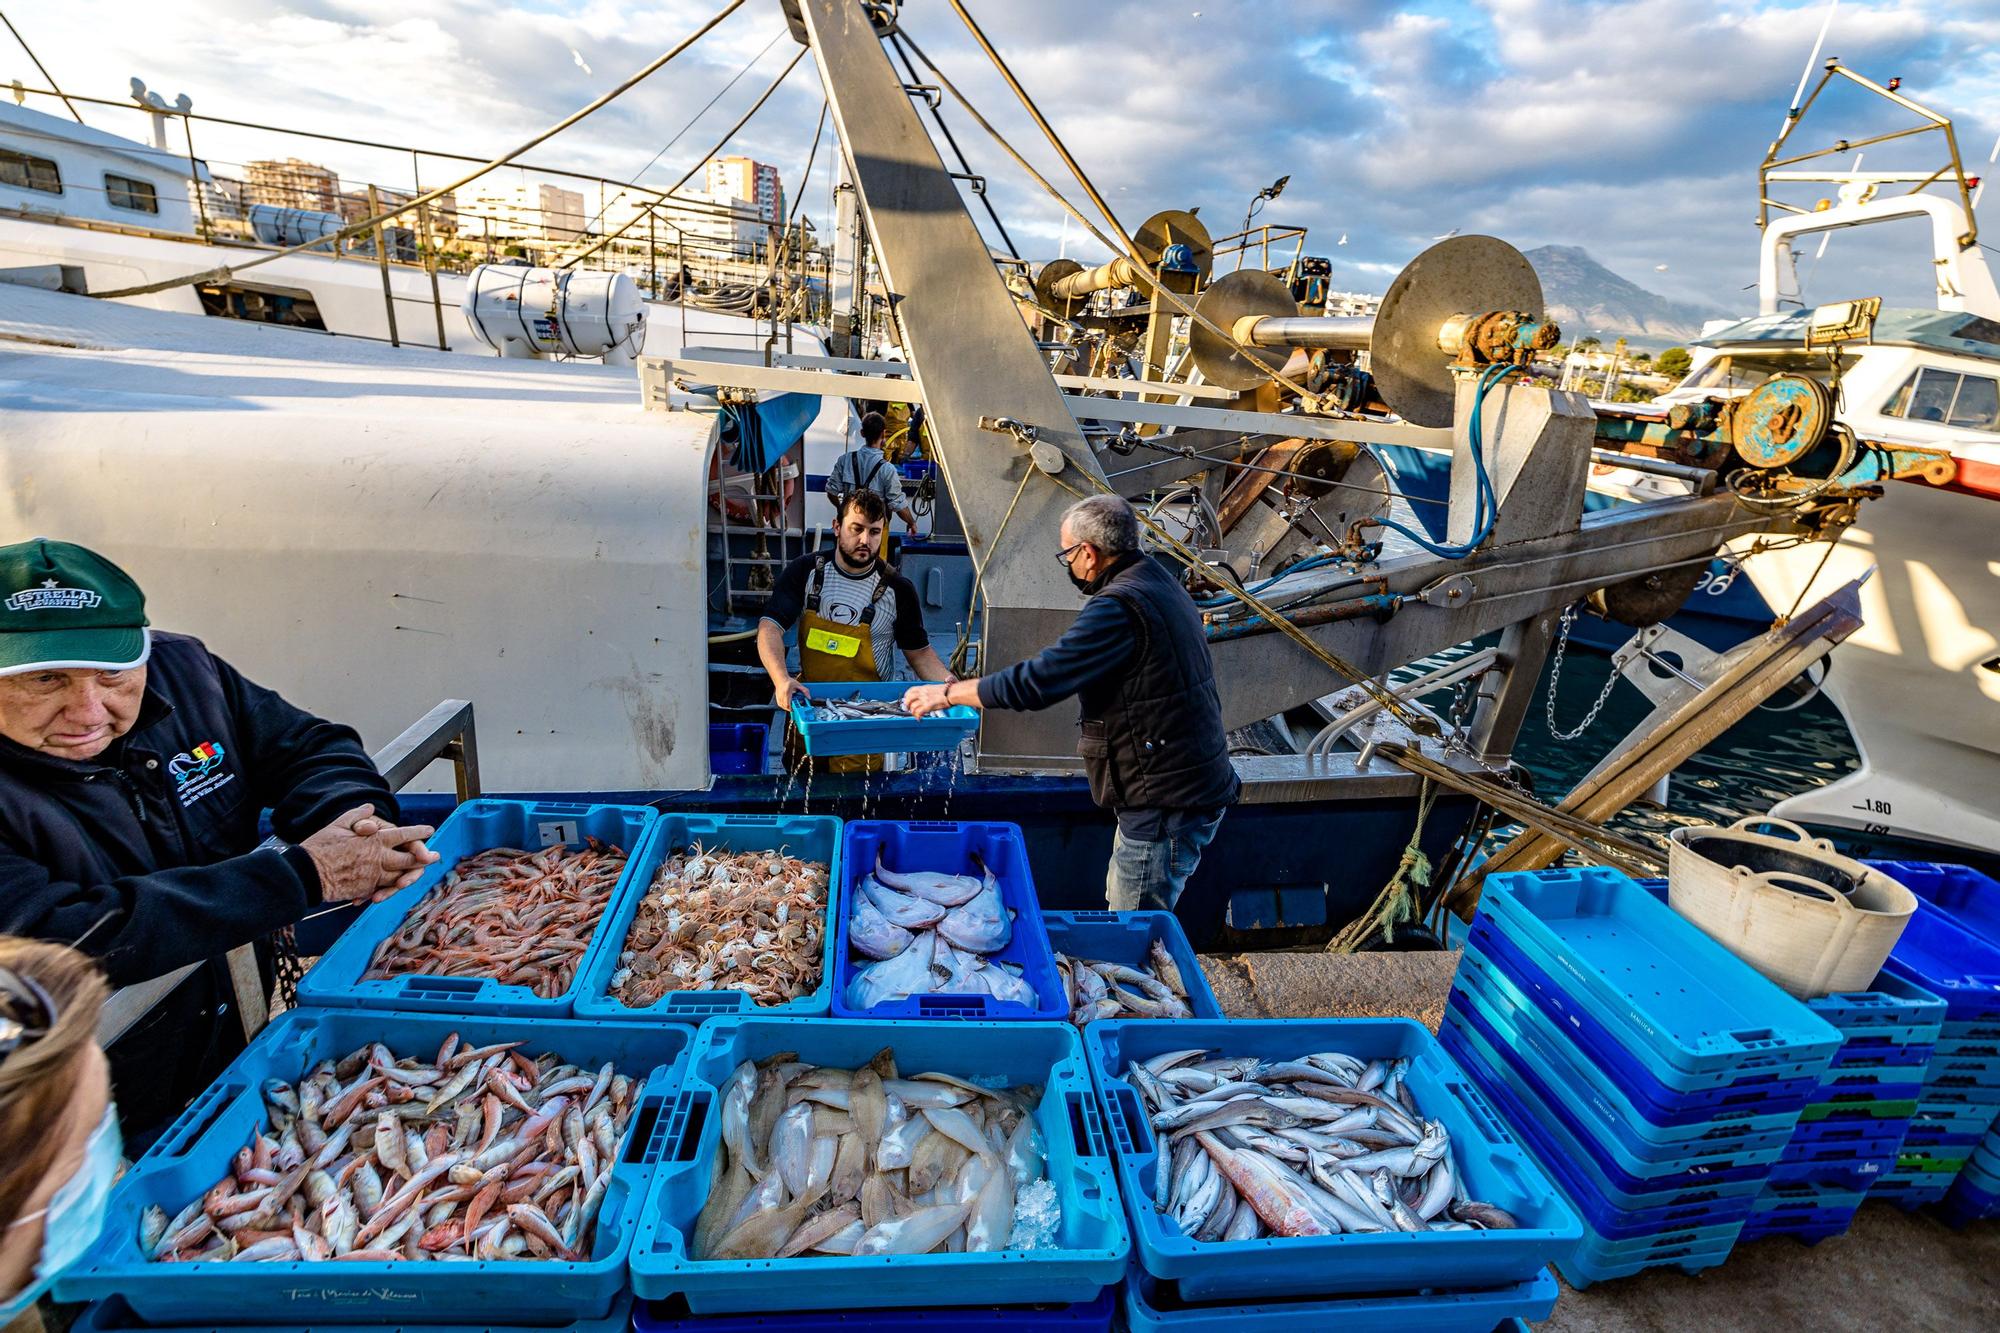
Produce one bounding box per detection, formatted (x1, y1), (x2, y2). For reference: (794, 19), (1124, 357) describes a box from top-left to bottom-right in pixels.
(902, 682), (953, 718)
(301, 804), (440, 905)
(905, 520), (919, 537)
(774, 676), (810, 711)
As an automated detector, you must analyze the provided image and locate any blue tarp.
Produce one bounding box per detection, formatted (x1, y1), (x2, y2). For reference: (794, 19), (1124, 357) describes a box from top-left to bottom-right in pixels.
(720, 392), (821, 475)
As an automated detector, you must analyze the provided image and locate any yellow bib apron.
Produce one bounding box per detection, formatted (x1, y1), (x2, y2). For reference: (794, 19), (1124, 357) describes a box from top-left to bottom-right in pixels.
(785, 558), (890, 776)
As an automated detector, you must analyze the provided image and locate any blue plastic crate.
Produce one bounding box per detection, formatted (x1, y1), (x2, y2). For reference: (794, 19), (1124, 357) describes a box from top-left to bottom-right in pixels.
(628, 1017), (1128, 1313)
(1935, 1033), (2000, 1058)
(1448, 1008), (1776, 1200)
(787, 680), (978, 757)
(1464, 924), (1822, 1116)
(1478, 869), (1843, 1078)
(1450, 954), (1806, 1148)
(1436, 1025), (1763, 1239)
(1559, 1222), (1738, 1289)
(1767, 1156), (1892, 1190)
(1086, 1017), (1582, 1302)
(72, 1291), (637, 1333)
(831, 821), (1066, 1021)
(1042, 910), (1223, 1020)
(1885, 902), (2000, 1026)
(56, 1008), (690, 1325)
(1940, 1171), (2000, 1227)
(708, 722), (770, 775)
(1782, 1117), (1907, 1155)
(1443, 988), (1794, 1170)
(1830, 1040), (1937, 1072)
(1803, 968), (1948, 1036)
(1870, 862), (2000, 947)
(572, 813), (842, 1023)
(1119, 1268), (1559, 1333)
(635, 1286), (1115, 1332)
(297, 799), (656, 1017)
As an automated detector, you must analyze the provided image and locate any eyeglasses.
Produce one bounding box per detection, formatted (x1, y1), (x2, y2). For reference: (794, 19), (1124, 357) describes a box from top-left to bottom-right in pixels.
(1054, 541), (1086, 568)
(0, 966), (56, 1063)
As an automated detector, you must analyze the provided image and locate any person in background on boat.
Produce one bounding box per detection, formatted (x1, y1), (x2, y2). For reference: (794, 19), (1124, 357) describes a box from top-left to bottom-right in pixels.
(826, 412), (919, 537)
(903, 494), (1239, 911)
(0, 938), (113, 1329)
(759, 490), (953, 774)
(0, 539), (439, 1139)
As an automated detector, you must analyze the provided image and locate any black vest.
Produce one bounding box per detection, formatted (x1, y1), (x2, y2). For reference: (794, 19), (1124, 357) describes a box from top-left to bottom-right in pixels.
(1075, 554), (1240, 813)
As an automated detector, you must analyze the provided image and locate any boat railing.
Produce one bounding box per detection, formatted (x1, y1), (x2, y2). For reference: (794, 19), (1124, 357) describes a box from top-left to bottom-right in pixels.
(94, 699), (482, 1046)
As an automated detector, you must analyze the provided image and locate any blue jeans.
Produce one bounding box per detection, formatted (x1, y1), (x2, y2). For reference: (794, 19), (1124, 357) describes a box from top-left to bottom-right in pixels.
(1106, 810), (1225, 913)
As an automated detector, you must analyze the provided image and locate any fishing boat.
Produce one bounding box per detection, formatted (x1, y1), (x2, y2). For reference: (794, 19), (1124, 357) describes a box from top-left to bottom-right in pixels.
(0, 2), (1934, 949)
(1567, 65), (2000, 863)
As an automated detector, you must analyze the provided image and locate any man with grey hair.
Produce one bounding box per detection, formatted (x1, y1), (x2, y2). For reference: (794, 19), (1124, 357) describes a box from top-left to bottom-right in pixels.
(905, 494), (1237, 911)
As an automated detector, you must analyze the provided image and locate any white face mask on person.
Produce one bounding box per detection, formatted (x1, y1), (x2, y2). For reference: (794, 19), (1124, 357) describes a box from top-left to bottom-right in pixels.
(0, 1103), (121, 1320)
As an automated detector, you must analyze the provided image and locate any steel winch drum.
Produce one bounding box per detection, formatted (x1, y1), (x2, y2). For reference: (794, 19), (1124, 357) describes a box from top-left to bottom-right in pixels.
(1666, 816), (1917, 998)
(1188, 235), (1545, 427)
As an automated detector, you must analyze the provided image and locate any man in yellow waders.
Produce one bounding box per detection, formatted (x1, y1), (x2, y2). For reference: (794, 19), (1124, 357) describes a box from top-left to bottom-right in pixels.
(757, 489), (953, 773)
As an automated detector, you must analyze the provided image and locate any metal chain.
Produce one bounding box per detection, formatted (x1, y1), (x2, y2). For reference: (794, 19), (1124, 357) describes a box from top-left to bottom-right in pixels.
(1544, 603), (1621, 741)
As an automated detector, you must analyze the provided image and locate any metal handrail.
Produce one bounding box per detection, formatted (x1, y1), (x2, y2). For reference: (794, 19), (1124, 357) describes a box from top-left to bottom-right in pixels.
(95, 700), (480, 1044)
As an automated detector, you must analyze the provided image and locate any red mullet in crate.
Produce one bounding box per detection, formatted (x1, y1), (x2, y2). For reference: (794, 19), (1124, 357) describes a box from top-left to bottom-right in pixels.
(138, 1034), (637, 1263)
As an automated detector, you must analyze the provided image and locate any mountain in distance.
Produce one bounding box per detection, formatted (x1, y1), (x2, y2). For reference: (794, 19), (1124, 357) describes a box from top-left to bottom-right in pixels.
(1524, 244), (1726, 351)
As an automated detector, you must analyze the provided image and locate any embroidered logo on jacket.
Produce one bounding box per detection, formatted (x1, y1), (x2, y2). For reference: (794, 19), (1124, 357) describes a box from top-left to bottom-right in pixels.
(4, 579), (103, 612)
(168, 740), (234, 806)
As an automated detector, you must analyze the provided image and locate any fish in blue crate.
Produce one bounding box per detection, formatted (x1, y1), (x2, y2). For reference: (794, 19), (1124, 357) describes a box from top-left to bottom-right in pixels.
(846, 852), (1035, 1006)
(364, 841), (628, 998)
(609, 843), (830, 1009)
(140, 1031), (639, 1264)
(1056, 943), (1195, 1025)
(1128, 1048), (1518, 1240)
(690, 1046), (1058, 1259)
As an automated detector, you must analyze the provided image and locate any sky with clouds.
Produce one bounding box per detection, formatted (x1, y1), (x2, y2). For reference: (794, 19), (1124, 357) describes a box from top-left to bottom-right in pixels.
(11, 0), (2000, 313)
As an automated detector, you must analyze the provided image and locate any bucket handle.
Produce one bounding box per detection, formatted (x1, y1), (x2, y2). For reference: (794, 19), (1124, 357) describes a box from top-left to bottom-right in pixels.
(1725, 815), (1835, 854)
(1728, 867), (1862, 994)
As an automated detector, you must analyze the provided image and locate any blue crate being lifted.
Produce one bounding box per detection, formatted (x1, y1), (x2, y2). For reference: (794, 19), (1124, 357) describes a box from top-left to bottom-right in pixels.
(787, 680), (978, 757)
(297, 799), (656, 1018)
(573, 812), (843, 1023)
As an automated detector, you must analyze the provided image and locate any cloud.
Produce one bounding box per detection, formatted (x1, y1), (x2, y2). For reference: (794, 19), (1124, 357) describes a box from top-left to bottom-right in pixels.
(13, 0), (2000, 311)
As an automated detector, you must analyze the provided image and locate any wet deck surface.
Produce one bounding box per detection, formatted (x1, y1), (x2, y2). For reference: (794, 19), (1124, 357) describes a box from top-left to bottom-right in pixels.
(1196, 950), (2000, 1331)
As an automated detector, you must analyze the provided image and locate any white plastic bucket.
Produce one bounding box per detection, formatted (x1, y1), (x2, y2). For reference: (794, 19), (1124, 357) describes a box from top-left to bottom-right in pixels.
(1666, 816), (1917, 998)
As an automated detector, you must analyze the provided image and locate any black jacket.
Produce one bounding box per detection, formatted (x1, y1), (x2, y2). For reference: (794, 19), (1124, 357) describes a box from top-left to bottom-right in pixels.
(1076, 554), (1240, 815)
(0, 632), (397, 1134)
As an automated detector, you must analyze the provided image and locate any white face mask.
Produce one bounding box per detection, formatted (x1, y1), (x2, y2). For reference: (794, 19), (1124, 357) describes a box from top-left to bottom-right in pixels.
(0, 1103), (121, 1320)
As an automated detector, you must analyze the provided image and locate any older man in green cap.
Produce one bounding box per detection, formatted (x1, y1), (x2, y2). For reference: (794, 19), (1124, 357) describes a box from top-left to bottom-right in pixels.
(0, 538), (439, 1135)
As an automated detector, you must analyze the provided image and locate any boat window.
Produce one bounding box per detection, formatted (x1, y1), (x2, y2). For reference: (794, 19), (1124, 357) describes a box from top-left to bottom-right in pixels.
(194, 279), (328, 331)
(0, 148), (62, 195)
(1881, 366), (2000, 432)
(104, 174), (159, 214)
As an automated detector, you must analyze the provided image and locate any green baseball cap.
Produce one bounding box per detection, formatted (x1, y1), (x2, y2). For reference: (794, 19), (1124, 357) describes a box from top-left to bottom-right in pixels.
(0, 539), (150, 675)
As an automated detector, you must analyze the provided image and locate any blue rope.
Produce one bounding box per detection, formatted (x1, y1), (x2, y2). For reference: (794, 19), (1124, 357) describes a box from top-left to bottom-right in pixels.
(1368, 362), (1516, 559)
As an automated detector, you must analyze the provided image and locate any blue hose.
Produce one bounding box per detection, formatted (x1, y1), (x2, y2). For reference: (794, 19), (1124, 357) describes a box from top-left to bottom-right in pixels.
(1368, 362), (1515, 559)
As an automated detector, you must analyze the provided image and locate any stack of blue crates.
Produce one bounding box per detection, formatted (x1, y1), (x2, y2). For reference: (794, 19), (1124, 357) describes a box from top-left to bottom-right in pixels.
(1629, 878), (1940, 1240)
(1740, 970), (1943, 1242)
(1872, 862), (2000, 1211)
(1440, 867), (1842, 1287)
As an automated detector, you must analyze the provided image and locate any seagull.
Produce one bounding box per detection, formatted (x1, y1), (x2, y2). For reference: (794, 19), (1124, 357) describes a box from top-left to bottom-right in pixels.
(570, 48), (593, 75)
(1337, 233), (1348, 245)
(1655, 263), (1670, 271)
(1432, 227), (1460, 241)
